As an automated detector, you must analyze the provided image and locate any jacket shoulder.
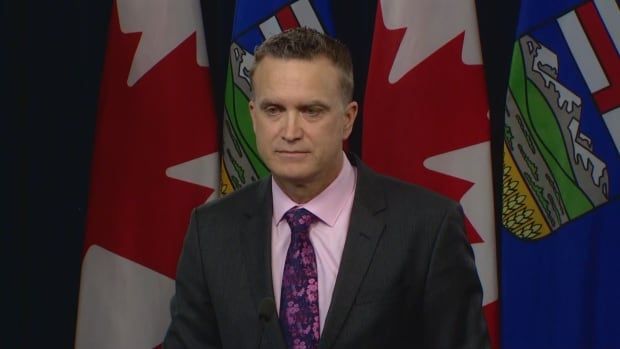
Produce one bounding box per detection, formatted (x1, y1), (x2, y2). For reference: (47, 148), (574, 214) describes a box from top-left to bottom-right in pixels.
(350, 153), (459, 213)
(194, 178), (269, 219)
(377, 173), (458, 211)
(357, 159), (459, 215)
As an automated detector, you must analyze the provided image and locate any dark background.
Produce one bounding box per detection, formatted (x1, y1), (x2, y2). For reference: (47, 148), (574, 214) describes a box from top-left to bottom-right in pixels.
(2, 0), (519, 347)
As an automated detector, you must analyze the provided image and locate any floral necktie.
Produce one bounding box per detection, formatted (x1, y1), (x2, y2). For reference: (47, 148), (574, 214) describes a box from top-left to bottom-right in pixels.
(279, 207), (320, 349)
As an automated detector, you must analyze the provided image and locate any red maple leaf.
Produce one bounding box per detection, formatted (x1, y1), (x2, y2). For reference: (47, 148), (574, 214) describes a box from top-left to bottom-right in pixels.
(363, 8), (498, 348)
(363, 6), (491, 244)
(83, 6), (218, 279)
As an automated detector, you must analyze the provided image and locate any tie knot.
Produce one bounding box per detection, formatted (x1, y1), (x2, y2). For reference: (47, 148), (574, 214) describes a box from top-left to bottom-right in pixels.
(284, 207), (317, 232)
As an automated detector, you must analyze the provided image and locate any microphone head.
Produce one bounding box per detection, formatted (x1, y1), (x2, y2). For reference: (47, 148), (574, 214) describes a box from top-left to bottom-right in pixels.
(258, 297), (276, 323)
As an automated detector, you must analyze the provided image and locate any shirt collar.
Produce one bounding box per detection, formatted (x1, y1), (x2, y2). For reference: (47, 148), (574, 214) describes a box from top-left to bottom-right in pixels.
(272, 152), (356, 227)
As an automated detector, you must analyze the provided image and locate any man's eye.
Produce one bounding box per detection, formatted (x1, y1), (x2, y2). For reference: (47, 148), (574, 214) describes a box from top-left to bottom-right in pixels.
(264, 106), (281, 116)
(303, 108), (322, 117)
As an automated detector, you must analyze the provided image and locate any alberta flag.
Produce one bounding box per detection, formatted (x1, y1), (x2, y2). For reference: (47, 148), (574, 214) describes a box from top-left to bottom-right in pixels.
(501, 0), (620, 348)
(74, 0), (219, 347)
(362, 0), (499, 347)
(219, 0), (334, 195)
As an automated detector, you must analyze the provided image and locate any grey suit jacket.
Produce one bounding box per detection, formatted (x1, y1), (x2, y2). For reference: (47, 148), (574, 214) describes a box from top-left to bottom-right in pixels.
(164, 155), (490, 348)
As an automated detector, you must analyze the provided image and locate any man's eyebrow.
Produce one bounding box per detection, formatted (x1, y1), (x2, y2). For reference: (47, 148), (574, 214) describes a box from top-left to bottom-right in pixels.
(258, 99), (281, 109)
(298, 101), (330, 110)
(258, 100), (331, 110)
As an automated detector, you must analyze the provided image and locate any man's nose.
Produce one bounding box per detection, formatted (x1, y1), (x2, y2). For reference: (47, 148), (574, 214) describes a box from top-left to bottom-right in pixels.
(281, 112), (302, 141)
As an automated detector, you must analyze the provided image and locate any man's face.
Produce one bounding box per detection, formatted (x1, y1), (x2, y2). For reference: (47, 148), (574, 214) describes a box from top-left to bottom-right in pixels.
(249, 56), (357, 190)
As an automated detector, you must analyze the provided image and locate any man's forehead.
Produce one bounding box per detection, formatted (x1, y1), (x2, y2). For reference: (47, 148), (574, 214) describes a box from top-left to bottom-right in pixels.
(252, 55), (336, 73)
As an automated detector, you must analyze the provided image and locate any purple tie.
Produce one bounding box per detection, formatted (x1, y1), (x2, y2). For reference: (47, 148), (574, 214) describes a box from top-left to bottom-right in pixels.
(279, 207), (320, 349)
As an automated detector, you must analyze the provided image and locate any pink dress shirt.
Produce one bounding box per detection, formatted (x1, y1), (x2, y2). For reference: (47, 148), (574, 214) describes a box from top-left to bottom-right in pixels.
(271, 154), (357, 334)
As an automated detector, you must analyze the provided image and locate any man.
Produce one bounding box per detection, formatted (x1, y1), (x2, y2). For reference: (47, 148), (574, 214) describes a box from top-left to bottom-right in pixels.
(164, 27), (489, 348)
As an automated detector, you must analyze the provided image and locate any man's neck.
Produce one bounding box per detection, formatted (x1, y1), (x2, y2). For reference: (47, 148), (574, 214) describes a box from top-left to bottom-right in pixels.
(273, 156), (345, 204)
(273, 176), (334, 204)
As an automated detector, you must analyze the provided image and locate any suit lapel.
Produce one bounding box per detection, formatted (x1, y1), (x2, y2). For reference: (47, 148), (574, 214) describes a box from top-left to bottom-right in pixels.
(238, 179), (287, 348)
(320, 161), (386, 349)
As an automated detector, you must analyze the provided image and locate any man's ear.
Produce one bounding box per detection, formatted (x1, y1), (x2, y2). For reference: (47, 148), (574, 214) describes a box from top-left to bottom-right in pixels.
(248, 99), (256, 132)
(342, 101), (358, 140)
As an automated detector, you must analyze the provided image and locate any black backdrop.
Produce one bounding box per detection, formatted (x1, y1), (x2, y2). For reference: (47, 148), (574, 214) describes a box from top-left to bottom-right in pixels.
(2, 0), (519, 347)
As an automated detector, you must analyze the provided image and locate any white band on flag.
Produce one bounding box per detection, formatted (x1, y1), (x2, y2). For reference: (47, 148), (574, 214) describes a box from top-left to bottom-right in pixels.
(291, 0), (324, 32)
(558, 11), (609, 93)
(75, 245), (174, 349)
(259, 16), (283, 39)
(594, 0), (620, 52)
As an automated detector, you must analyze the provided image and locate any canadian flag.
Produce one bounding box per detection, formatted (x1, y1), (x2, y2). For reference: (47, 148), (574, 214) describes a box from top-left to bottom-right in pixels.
(362, 0), (499, 347)
(74, 0), (218, 348)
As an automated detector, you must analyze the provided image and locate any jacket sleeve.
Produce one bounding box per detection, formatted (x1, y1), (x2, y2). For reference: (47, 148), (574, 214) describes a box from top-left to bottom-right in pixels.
(163, 208), (222, 349)
(422, 203), (491, 349)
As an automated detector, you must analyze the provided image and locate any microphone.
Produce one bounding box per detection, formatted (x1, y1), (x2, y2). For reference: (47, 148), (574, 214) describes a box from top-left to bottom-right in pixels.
(256, 297), (276, 349)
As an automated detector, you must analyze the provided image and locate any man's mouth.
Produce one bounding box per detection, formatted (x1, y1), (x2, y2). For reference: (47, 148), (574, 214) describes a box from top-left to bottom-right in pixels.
(275, 150), (309, 158)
